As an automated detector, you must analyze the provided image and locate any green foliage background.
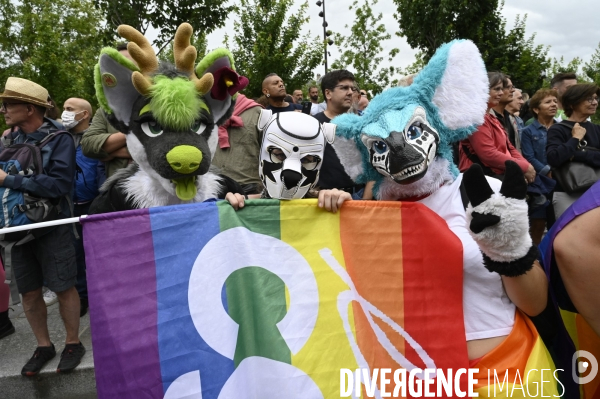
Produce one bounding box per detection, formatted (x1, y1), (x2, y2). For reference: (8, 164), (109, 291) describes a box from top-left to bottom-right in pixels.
(0, 0), (105, 132)
(330, 0), (400, 96)
(393, 0), (550, 94)
(229, 0), (324, 98)
(1, 0), (599, 129)
(93, 0), (234, 54)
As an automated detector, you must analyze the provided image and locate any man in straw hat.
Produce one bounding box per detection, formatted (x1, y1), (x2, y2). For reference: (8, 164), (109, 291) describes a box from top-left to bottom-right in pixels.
(0, 77), (85, 375)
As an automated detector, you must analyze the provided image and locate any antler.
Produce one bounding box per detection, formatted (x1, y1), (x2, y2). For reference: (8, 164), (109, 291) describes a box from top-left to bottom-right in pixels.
(117, 25), (159, 96)
(173, 23), (214, 95)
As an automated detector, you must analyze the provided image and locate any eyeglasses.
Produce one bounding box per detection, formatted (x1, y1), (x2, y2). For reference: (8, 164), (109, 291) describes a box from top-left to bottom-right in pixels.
(360, 92), (367, 96)
(586, 96), (599, 104)
(0, 102), (28, 112)
(333, 85), (358, 93)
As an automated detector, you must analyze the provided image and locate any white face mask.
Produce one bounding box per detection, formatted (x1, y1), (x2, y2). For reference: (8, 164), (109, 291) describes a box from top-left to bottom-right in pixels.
(258, 110), (335, 199)
(61, 110), (83, 129)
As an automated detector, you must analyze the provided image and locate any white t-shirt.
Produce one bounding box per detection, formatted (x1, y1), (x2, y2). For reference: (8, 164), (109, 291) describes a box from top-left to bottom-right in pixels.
(418, 175), (515, 341)
(310, 103), (320, 116)
(311, 101), (326, 116)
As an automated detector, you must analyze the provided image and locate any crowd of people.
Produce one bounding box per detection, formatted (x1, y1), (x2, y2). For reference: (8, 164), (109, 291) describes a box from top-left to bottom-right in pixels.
(0, 39), (598, 391)
(459, 72), (600, 243)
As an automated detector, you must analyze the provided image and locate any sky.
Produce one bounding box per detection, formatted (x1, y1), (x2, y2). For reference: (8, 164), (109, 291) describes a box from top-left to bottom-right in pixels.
(203, 0), (600, 79)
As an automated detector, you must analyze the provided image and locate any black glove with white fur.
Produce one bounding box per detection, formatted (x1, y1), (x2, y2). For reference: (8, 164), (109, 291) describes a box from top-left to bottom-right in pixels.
(463, 161), (538, 277)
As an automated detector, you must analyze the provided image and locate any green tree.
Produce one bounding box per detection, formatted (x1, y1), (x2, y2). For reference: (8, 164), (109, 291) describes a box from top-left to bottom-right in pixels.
(159, 33), (208, 64)
(330, 0), (400, 95)
(230, 0), (323, 98)
(393, 0), (549, 94)
(482, 14), (550, 95)
(0, 0), (104, 128)
(583, 43), (600, 123)
(393, 0), (499, 60)
(541, 56), (588, 88)
(583, 43), (600, 85)
(94, 0), (235, 54)
(399, 51), (427, 77)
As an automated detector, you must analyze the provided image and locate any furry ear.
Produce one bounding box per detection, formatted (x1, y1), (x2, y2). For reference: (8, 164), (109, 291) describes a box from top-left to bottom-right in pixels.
(426, 40), (489, 136)
(196, 49), (248, 126)
(95, 48), (141, 127)
(330, 112), (374, 184)
(196, 48), (249, 160)
(322, 122), (336, 144)
(257, 109), (273, 131)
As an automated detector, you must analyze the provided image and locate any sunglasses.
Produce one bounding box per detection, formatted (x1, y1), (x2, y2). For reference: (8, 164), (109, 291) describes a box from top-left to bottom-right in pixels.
(0, 102), (29, 112)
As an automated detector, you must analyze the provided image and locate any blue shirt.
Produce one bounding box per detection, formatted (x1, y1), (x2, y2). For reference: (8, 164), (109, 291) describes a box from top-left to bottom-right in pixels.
(521, 120), (552, 175)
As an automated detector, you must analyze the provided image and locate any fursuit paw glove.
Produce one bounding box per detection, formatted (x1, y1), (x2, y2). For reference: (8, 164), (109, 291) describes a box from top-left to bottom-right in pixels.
(463, 160), (538, 277)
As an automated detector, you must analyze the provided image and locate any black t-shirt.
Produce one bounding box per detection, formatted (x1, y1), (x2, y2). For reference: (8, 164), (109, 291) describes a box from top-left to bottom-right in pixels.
(312, 112), (357, 189)
(266, 103), (303, 113)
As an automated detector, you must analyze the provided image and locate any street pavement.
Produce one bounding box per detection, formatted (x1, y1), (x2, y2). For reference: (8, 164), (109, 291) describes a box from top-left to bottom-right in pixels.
(0, 297), (96, 398)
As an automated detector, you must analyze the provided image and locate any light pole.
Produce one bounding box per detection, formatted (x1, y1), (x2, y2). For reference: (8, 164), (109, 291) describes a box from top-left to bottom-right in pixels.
(316, 0), (333, 73)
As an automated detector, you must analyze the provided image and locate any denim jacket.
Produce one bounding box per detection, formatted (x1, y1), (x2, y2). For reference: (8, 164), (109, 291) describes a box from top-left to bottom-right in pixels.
(521, 120), (552, 175)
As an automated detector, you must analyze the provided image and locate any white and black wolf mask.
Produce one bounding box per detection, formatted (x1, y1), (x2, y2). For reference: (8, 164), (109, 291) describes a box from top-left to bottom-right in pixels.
(257, 110), (335, 199)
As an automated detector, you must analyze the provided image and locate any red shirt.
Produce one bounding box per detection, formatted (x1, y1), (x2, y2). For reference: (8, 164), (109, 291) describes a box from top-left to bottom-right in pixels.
(459, 113), (530, 175)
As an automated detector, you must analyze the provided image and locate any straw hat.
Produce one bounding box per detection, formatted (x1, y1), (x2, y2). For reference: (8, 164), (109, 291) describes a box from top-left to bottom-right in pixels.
(0, 77), (51, 108)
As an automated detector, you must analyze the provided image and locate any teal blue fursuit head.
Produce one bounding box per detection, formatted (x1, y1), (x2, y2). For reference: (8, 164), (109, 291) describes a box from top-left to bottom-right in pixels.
(331, 40), (489, 199)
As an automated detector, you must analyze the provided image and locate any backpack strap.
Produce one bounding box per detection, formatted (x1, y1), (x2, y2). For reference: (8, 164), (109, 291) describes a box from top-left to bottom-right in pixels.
(460, 143), (497, 177)
(64, 195), (79, 240)
(557, 121), (574, 129)
(34, 130), (80, 239)
(35, 130), (71, 148)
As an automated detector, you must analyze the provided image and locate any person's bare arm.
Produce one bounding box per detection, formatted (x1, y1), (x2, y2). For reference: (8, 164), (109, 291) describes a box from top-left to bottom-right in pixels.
(101, 132), (128, 154)
(554, 207), (600, 336)
(502, 261), (548, 317)
(362, 181), (375, 200)
(463, 161), (547, 317)
(109, 146), (132, 159)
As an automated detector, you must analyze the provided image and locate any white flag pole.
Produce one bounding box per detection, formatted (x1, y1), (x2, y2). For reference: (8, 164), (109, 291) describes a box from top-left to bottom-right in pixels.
(0, 215), (88, 235)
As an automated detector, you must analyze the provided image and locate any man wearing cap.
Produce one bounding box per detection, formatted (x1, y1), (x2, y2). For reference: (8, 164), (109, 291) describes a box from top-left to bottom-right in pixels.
(0, 77), (85, 376)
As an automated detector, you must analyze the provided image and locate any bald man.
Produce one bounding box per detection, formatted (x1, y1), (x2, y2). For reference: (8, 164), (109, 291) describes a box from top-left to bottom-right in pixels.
(261, 73), (302, 113)
(62, 98), (92, 138)
(62, 98), (105, 317)
(357, 96), (369, 111)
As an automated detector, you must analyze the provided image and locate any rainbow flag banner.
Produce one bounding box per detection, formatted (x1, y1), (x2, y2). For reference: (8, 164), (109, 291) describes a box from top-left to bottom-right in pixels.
(559, 310), (600, 398)
(82, 200), (470, 398)
(472, 311), (559, 398)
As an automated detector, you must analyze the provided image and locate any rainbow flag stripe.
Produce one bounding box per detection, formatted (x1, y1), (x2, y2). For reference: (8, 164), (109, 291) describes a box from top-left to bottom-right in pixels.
(473, 311), (559, 398)
(560, 310), (600, 398)
(83, 200), (469, 398)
